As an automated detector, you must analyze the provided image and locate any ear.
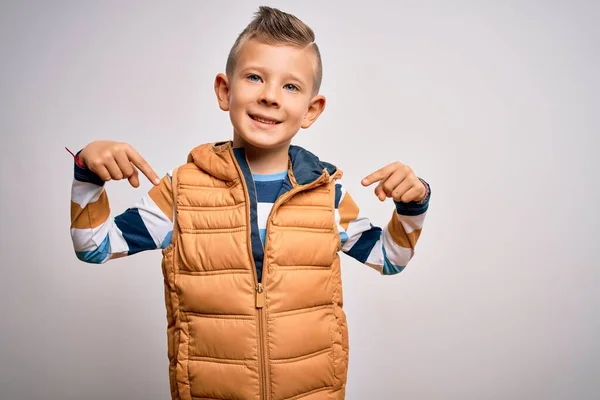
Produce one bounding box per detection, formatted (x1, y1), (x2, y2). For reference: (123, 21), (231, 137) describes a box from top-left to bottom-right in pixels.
(301, 94), (326, 129)
(214, 73), (230, 111)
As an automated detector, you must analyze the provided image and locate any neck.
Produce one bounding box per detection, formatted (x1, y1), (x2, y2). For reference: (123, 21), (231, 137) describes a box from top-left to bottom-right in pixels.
(233, 136), (290, 175)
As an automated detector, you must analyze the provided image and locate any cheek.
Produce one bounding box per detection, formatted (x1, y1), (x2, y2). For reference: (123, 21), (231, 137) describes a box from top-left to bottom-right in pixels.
(287, 99), (310, 122)
(229, 84), (255, 108)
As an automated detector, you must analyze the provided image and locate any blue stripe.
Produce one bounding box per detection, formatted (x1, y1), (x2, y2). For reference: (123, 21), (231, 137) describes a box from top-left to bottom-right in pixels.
(256, 180), (284, 203)
(394, 200), (429, 216)
(334, 183), (342, 208)
(233, 148), (265, 282)
(259, 228), (266, 246)
(276, 174), (294, 198)
(339, 232), (348, 247)
(161, 230), (173, 249)
(345, 225), (382, 263)
(76, 234), (110, 263)
(381, 245), (406, 275)
(253, 171), (288, 181)
(114, 208), (156, 255)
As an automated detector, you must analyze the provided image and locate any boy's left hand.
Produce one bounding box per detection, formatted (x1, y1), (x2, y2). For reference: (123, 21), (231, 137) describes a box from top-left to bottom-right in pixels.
(361, 161), (427, 203)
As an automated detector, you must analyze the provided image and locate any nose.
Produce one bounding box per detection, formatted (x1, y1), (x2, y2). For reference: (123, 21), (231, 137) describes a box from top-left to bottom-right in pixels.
(258, 83), (280, 108)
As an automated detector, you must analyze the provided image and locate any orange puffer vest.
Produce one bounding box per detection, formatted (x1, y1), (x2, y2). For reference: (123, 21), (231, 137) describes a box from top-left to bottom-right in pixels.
(161, 141), (349, 400)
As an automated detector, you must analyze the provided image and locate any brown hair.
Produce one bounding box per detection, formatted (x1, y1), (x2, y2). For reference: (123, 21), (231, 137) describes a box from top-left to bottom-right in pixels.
(225, 6), (323, 94)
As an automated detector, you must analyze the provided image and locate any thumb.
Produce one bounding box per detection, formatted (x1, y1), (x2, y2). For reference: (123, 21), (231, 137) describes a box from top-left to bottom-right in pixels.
(128, 166), (140, 188)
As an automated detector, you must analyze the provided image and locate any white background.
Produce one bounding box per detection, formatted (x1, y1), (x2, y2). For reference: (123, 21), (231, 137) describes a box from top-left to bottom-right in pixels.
(1, 1), (598, 399)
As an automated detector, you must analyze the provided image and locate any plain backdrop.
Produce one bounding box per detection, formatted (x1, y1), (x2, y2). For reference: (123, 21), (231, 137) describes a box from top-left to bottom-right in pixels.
(1, 1), (598, 399)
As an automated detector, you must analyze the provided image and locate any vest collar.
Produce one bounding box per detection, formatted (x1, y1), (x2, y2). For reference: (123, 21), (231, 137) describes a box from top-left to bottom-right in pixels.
(187, 140), (338, 186)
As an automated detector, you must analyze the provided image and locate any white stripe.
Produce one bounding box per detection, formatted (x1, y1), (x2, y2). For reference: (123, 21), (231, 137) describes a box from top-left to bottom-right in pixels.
(71, 180), (104, 207)
(70, 220), (129, 254)
(365, 237), (384, 268)
(257, 202), (274, 230)
(71, 221), (111, 252)
(382, 225), (414, 266)
(107, 224), (129, 254)
(397, 212), (427, 235)
(135, 194), (173, 248)
(334, 208), (343, 234)
(341, 216), (371, 251)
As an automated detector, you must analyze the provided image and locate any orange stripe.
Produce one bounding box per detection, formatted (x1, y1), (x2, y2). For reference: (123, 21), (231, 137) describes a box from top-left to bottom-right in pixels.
(148, 176), (174, 222)
(338, 192), (359, 231)
(70, 191), (110, 229)
(365, 262), (383, 272)
(387, 212), (422, 249)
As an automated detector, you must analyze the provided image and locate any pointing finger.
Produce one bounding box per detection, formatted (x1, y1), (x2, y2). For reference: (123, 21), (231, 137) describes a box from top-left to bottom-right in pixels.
(125, 146), (160, 185)
(361, 163), (396, 186)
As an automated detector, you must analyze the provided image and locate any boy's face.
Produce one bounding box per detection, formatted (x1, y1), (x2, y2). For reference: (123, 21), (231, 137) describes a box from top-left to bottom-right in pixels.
(215, 39), (325, 151)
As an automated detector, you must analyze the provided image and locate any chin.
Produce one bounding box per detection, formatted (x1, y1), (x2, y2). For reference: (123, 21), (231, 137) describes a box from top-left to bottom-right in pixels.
(237, 130), (294, 150)
(245, 138), (289, 150)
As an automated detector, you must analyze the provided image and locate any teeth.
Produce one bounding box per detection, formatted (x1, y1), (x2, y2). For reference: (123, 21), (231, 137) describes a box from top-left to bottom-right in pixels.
(252, 115), (278, 124)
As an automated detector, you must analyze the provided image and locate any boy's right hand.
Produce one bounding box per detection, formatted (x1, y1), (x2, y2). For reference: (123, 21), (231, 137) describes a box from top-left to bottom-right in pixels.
(78, 141), (160, 187)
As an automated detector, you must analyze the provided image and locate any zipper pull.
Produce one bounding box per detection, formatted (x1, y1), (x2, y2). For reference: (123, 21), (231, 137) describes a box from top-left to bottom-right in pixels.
(256, 283), (265, 308)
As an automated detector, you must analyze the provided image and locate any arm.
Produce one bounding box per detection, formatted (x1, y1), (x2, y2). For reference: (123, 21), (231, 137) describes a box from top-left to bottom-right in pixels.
(335, 178), (430, 275)
(68, 142), (174, 263)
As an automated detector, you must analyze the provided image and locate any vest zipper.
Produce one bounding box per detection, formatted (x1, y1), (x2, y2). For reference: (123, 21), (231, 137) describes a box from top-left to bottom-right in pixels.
(256, 282), (265, 308)
(231, 148), (271, 400)
(231, 145), (331, 400)
(256, 174), (328, 400)
(255, 282), (267, 400)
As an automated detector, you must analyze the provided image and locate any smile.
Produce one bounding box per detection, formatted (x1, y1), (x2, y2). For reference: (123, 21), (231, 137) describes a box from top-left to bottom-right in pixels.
(249, 114), (281, 125)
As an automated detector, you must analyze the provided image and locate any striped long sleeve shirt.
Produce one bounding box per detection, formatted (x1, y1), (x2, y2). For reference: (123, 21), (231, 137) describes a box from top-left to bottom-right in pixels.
(71, 160), (430, 275)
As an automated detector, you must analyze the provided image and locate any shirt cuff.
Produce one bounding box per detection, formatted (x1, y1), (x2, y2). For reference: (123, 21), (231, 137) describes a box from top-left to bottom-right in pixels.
(394, 178), (430, 216)
(68, 148), (105, 186)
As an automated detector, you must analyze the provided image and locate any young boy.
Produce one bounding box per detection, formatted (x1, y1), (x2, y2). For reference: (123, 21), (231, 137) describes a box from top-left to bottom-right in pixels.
(69, 6), (430, 400)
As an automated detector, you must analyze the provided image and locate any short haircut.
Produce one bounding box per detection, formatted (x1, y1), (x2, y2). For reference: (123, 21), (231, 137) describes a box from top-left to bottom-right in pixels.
(225, 6), (323, 94)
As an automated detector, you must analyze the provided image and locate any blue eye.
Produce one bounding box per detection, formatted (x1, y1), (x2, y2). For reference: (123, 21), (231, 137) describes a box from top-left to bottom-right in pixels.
(284, 84), (298, 92)
(247, 74), (262, 82)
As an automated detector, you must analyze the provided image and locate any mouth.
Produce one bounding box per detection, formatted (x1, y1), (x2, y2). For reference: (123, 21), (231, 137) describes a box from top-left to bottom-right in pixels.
(249, 113), (282, 125)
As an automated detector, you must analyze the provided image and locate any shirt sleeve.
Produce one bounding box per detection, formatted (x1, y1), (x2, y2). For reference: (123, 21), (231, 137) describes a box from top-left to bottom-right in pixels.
(334, 178), (430, 275)
(70, 158), (175, 264)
